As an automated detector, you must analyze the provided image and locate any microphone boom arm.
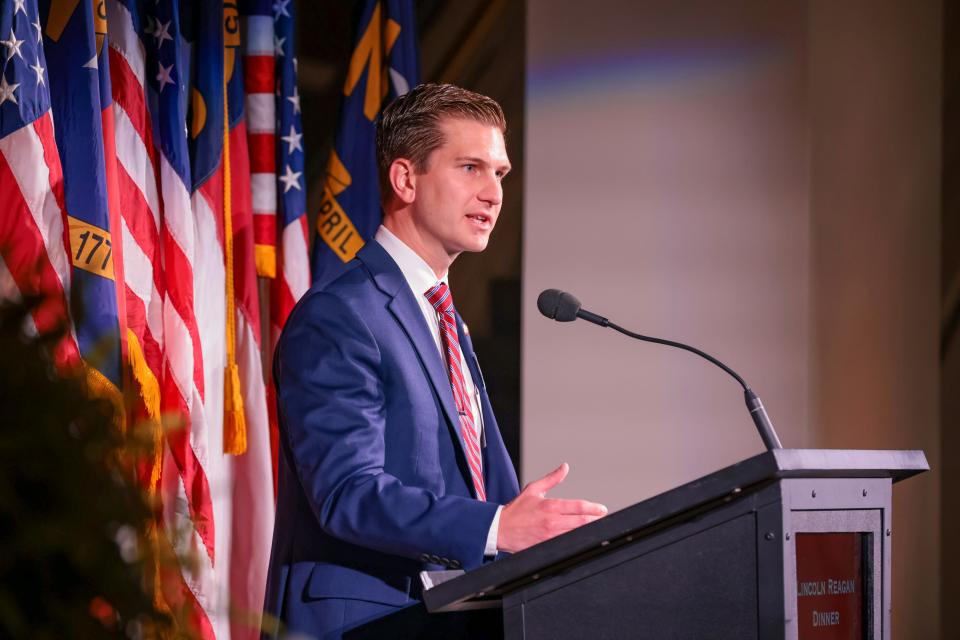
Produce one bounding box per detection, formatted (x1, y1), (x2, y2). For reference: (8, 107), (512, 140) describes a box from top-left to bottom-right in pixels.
(604, 319), (783, 451)
(607, 321), (748, 389)
(536, 288), (783, 451)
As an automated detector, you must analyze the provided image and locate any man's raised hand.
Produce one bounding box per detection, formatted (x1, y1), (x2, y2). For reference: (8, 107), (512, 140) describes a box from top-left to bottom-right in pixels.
(496, 463), (608, 553)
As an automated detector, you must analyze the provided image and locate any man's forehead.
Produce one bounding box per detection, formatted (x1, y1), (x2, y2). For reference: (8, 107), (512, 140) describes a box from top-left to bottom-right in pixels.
(436, 117), (509, 163)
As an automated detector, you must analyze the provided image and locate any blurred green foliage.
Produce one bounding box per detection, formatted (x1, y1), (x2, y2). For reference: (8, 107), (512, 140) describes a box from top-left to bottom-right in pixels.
(0, 297), (175, 638)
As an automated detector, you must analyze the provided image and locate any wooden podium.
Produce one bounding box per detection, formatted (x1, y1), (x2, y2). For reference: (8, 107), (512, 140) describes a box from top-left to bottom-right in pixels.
(422, 449), (928, 639)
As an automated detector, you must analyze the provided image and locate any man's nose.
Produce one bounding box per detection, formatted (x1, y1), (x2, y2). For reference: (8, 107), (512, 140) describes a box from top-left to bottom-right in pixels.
(478, 173), (502, 206)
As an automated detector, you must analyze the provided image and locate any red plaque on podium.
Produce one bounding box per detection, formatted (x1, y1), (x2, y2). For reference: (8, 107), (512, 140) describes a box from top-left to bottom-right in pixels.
(796, 533), (865, 639)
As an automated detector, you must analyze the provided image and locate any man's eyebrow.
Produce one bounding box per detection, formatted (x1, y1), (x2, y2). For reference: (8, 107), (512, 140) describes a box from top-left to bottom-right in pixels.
(454, 156), (512, 172)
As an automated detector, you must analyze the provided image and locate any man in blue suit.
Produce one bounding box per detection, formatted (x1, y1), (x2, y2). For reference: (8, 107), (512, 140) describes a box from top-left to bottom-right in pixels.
(264, 84), (607, 638)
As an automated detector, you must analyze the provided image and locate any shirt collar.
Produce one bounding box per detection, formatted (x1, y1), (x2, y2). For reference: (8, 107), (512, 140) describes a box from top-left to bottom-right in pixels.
(375, 225), (448, 297)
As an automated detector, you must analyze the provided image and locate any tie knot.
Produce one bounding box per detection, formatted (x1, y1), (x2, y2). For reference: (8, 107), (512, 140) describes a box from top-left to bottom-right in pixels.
(425, 282), (454, 315)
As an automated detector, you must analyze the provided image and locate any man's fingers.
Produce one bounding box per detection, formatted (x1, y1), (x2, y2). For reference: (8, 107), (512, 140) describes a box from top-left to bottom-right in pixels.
(525, 462), (569, 495)
(547, 514), (605, 536)
(543, 498), (608, 516)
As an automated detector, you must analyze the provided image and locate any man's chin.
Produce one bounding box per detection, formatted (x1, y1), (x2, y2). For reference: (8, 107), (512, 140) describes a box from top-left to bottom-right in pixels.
(466, 237), (491, 253)
(449, 239), (490, 256)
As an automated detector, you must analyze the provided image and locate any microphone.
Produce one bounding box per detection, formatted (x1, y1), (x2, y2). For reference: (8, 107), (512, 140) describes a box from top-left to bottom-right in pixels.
(536, 289), (783, 451)
(536, 288), (609, 326)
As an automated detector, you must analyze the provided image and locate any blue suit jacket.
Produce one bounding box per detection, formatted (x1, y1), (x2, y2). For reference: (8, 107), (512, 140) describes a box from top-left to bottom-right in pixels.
(263, 241), (520, 638)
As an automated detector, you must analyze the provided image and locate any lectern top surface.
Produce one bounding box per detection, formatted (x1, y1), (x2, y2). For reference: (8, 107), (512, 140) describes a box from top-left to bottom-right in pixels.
(770, 448), (927, 481)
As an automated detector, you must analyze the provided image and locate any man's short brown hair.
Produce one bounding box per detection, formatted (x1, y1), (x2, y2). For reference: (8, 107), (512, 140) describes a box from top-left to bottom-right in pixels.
(376, 83), (506, 199)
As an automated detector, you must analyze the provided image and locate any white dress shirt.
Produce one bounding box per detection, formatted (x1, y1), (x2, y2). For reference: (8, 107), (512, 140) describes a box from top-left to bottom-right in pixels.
(375, 225), (502, 557)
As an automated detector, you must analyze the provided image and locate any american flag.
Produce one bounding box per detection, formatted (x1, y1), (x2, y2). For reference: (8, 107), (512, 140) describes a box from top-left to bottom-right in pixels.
(109, 1), (217, 636)
(106, 0), (168, 500)
(270, 0), (308, 346)
(224, 2), (274, 636)
(267, 0), (309, 487)
(0, 0), (81, 371)
(241, 0), (277, 279)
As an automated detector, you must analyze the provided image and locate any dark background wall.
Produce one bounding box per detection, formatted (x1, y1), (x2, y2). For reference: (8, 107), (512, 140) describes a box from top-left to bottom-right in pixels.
(942, 0), (958, 633)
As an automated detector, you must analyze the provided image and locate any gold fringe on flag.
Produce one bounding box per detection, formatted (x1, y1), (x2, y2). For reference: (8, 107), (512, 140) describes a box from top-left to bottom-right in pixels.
(84, 361), (126, 431)
(223, 57), (247, 455)
(124, 345), (170, 630)
(126, 330), (163, 492)
(126, 330), (161, 421)
(255, 244), (277, 279)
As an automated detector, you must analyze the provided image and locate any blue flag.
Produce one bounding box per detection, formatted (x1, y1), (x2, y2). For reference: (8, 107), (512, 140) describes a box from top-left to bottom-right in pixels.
(310, 0), (419, 284)
(182, 0), (224, 193)
(41, 0), (123, 390)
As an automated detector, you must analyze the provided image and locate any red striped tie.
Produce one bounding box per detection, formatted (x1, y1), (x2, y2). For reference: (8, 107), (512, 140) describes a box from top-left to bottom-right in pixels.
(425, 282), (486, 501)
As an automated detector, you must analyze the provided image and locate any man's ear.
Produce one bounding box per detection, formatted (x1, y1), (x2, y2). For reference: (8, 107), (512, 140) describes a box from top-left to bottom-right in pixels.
(388, 158), (417, 205)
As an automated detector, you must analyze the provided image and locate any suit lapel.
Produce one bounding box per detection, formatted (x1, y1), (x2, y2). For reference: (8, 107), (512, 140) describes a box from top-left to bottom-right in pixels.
(456, 317), (482, 389)
(457, 316), (520, 501)
(457, 316), (490, 446)
(358, 242), (472, 471)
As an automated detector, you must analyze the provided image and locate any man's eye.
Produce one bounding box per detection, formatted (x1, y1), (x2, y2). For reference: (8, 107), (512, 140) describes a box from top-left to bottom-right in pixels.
(462, 164), (476, 172)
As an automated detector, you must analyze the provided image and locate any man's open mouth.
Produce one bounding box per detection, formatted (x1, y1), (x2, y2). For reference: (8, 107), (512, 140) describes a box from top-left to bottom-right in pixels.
(467, 213), (491, 225)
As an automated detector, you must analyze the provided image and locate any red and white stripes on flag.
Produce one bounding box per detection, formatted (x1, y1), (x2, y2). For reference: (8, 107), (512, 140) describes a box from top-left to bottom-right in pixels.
(266, 203), (309, 489)
(189, 152), (227, 640)
(108, 3), (165, 435)
(5, 0), (300, 634)
(0, 112), (81, 372)
(225, 95), (275, 640)
(108, 1), (277, 636)
(107, 2), (217, 636)
(264, 0), (310, 490)
(241, 6), (277, 279)
(269, 213), (310, 348)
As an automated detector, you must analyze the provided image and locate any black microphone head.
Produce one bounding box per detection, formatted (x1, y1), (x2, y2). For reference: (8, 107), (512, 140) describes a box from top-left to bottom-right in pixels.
(537, 289), (582, 322)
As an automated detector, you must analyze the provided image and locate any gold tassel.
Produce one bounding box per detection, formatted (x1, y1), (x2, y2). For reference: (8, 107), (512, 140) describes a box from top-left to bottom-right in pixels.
(222, 44), (247, 454)
(126, 330), (161, 421)
(84, 363), (125, 431)
(255, 243), (277, 279)
(126, 330), (163, 492)
(223, 362), (247, 454)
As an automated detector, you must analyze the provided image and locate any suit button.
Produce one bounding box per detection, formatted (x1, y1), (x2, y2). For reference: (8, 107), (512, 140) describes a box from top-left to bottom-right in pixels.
(449, 559), (462, 569)
(429, 554), (441, 564)
(439, 557), (450, 566)
(419, 553), (430, 563)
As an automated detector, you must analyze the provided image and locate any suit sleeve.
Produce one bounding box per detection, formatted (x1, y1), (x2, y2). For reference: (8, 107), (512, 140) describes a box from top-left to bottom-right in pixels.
(275, 291), (500, 569)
